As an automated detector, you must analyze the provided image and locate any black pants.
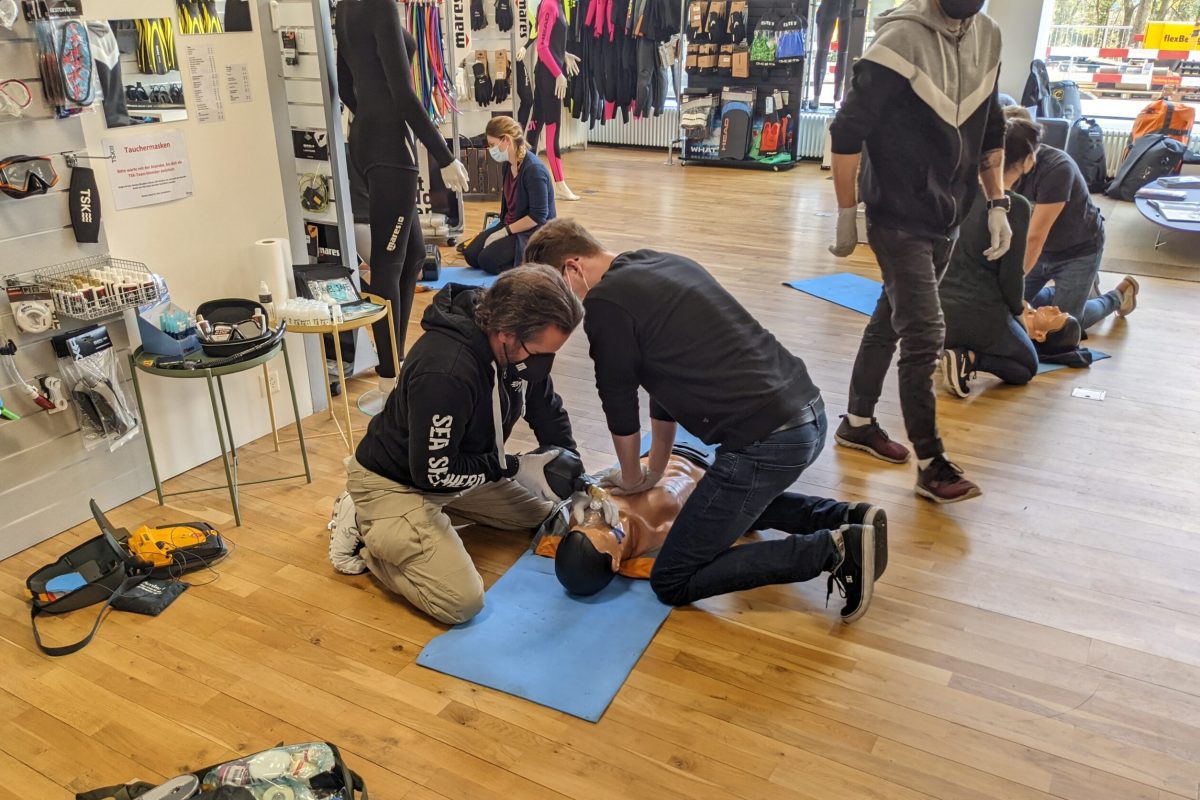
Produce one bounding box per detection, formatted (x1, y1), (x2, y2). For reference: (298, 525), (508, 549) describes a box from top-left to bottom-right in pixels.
(463, 228), (518, 275)
(650, 401), (845, 606)
(946, 314), (1039, 386)
(359, 165), (422, 378)
(848, 224), (955, 461)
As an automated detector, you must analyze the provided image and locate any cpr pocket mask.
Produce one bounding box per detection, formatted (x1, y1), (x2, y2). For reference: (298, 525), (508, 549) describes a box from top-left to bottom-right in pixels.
(299, 172), (330, 212)
(51, 324), (140, 451)
(0, 154), (59, 198)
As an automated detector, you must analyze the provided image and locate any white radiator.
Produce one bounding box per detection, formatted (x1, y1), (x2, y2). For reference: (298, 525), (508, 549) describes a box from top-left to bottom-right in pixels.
(583, 108), (834, 159)
(795, 112), (834, 160)
(585, 112), (680, 148)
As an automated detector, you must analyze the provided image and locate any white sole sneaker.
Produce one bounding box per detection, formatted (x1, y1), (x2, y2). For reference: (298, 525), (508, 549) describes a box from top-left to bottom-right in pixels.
(940, 350), (970, 399)
(1117, 275), (1140, 318)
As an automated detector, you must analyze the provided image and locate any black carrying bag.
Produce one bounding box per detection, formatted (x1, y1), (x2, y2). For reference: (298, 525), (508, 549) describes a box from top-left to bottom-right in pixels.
(26, 525), (152, 657)
(1066, 117), (1109, 192)
(1106, 133), (1187, 200)
(78, 742), (369, 800)
(1049, 80), (1082, 120)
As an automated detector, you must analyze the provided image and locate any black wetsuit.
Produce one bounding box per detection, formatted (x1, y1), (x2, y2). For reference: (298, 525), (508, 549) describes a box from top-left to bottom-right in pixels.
(336, 0), (454, 376)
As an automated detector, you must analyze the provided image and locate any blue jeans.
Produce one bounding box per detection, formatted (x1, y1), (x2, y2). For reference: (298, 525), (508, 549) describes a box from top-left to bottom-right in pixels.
(1025, 247), (1120, 330)
(650, 401), (846, 606)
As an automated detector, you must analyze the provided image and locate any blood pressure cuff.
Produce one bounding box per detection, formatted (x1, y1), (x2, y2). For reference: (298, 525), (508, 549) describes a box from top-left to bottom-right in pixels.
(535, 453), (707, 583)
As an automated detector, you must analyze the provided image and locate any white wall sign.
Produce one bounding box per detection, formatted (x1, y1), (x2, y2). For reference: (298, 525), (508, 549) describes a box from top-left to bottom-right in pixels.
(102, 129), (194, 210)
(225, 63), (253, 103)
(187, 44), (226, 124)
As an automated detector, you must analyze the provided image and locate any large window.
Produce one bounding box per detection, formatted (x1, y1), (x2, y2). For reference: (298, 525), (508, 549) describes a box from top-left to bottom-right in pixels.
(1047, 0), (1200, 119)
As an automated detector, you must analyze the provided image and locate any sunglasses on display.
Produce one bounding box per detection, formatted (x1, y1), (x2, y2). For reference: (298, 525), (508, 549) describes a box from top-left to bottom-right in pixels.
(0, 155), (59, 199)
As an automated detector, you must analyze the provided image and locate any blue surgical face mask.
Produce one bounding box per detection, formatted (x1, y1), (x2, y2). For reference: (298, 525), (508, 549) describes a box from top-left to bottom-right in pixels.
(488, 144), (509, 163)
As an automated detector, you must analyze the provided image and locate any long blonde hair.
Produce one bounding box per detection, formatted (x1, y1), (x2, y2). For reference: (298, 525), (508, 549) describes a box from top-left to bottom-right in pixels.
(485, 116), (528, 163)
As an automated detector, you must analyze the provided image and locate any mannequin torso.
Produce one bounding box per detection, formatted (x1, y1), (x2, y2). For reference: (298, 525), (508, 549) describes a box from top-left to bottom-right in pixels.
(336, 0), (453, 172)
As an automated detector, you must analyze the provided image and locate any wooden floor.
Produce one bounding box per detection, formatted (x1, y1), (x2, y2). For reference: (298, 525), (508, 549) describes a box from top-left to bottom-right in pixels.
(5, 149), (1200, 800)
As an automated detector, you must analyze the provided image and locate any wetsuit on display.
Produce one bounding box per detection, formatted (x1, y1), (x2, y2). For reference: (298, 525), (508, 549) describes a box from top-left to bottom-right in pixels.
(336, 0), (455, 376)
(534, 0), (568, 182)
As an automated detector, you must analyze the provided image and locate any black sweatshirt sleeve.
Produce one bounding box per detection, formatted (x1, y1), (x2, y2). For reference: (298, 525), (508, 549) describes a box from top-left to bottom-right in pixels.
(373, 3), (455, 168)
(829, 62), (901, 156)
(524, 376), (578, 451)
(1000, 195), (1031, 316)
(981, 76), (1005, 155)
(583, 298), (644, 437)
(406, 373), (504, 491)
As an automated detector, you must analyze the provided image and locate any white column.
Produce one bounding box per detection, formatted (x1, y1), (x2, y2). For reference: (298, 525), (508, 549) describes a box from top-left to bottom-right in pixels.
(985, 0), (1055, 99)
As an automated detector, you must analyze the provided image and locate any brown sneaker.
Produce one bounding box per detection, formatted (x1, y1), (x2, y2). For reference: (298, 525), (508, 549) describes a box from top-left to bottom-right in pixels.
(835, 416), (911, 464)
(1117, 275), (1139, 318)
(916, 455), (981, 504)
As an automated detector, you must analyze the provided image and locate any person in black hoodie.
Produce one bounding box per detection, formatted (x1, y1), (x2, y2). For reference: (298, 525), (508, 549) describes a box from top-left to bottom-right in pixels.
(827, 0), (1009, 504)
(339, 267), (585, 624)
(525, 219), (888, 624)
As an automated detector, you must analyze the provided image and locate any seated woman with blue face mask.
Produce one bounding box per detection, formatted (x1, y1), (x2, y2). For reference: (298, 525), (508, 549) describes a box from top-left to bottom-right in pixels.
(464, 116), (557, 275)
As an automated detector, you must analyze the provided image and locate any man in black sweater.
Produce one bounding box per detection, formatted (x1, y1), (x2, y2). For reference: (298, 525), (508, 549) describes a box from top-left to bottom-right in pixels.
(335, 266), (588, 624)
(525, 219), (887, 622)
(827, 0), (1008, 503)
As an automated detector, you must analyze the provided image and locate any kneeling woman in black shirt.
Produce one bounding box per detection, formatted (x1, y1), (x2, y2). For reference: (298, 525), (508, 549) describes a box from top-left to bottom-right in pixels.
(465, 116), (557, 274)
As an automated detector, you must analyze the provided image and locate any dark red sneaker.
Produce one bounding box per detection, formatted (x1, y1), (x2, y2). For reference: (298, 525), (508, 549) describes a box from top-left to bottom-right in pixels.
(835, 416), (911, 464)
(916, 456), (981, 503)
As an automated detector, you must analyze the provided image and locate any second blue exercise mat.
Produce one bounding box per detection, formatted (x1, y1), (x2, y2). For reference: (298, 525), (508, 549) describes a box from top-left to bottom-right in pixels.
(418, 267), (499, 290)
(785, 272), (1109, 374)
(784, 272), (882, 315)
(416, 552), (671, 722)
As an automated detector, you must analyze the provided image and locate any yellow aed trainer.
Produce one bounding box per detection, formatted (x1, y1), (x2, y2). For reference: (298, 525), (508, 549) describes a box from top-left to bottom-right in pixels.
(127, 524), (216, 568)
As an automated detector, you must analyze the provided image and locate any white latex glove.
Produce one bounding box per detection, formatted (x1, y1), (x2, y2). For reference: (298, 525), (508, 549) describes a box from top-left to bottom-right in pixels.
(983, 206), (1012, 260)
(564, 52), (581, 77)
(512, 447), (564, 502)
(554, 72), (568, 99)
(516, 45), (527, 61)
(596, 464), (662, 496)
(440, 159), (470, 193)
(828, 207), (858, 257)
(454, 64), (467, 99)
(570, 488), (621, 528)
(483, 225), (508, 249)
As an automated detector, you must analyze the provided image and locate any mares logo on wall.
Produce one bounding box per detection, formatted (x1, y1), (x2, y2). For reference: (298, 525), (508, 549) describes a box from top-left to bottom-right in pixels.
(517, 0), (529, 40)
(451, 0), (469, 51)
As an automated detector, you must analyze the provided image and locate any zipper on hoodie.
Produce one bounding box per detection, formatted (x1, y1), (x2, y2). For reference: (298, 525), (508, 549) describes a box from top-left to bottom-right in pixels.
(951, 32), (962, 228)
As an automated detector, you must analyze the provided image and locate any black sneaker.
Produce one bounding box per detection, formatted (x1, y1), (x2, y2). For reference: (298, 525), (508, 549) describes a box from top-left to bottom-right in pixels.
(940, 347), (972, 399)
(915, 455), (981, 504)
(826, 523), (881, 624)
(846, 503), (888, 579)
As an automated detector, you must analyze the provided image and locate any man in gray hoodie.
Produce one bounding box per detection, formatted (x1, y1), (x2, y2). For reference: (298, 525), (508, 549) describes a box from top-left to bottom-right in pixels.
(826, 0), (1008, 504)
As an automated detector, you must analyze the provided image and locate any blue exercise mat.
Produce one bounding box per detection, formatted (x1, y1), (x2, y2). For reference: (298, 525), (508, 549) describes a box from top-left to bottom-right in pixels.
(784, 272), (883, 315)
(418, 267), (499, 290)
(416, 551), (671, 722)
(786, 272), (1109, 374)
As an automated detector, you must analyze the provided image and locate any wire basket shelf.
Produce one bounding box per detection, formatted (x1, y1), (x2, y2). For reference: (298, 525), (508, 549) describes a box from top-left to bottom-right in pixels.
(6, 255), (162, 322)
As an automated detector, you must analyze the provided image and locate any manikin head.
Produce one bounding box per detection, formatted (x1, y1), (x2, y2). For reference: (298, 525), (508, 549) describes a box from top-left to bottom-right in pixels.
(1002, 116), (1041, 190)
(524, 218), (613, 300)
(555, 527), (620, 596)
(485, 115), (527, 164)
(473, 265), (583, 381)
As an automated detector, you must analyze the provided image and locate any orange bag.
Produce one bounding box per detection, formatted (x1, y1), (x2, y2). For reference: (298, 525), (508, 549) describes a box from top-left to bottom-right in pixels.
(1124, 98), (1195, 159)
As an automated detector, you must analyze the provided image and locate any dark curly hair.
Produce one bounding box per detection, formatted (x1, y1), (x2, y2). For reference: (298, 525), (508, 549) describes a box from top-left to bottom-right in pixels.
(474, 264), (584, 341)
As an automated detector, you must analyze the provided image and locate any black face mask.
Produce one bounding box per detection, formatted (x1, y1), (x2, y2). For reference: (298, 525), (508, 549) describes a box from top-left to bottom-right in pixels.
(939, 0), (984, 19)
(504, 343), (556, 384)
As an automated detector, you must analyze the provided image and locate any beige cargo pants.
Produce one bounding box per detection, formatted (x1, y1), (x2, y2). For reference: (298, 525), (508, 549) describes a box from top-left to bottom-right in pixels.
(345, 457), (553, 624)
